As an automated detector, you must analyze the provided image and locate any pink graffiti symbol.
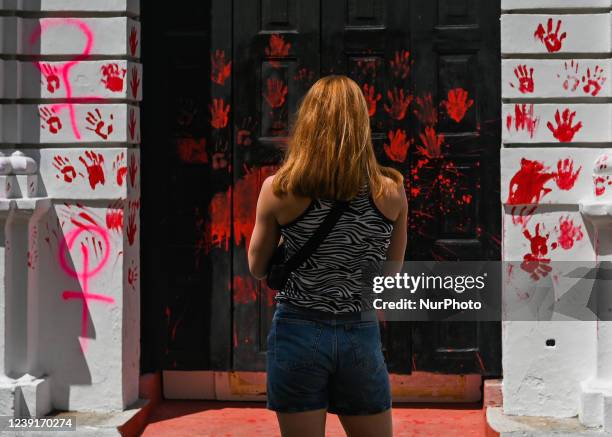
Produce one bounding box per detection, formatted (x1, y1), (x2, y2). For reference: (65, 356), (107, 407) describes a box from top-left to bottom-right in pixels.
(29, 19), (103, 139)
(59, 225), (114, 352)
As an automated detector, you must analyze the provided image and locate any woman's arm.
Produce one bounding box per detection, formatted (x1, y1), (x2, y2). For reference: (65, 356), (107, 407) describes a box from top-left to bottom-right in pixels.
(384, 184), (408, 275)
(248, 176), (281, 280)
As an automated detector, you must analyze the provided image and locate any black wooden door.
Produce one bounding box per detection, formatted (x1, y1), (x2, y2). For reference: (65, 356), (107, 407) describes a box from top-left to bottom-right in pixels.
(232, 0), (501, 376)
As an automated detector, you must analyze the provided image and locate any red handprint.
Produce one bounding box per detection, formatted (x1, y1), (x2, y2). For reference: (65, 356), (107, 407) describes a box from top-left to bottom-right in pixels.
(129, 26), (139, 56)
(442, 88), (473, 123)
(113, 152), (128, 186)
(85, 109), (114, 140)
(546, 108), (582, 142)
(413, 93), (438, 126)
(39, 106), (62, 134)
(383, 129), (411, 163)
(265, 34), (291, 58)
(534, 18), (567, 53)
(129, 153), (138, 188)
(209, 98), (230, 129)
(129, 65), (140, 99)
(554, 158), (581, 190)
(211, 49), (232, 85)
(264, 78), (288, 108)
(128, 108), (137, 141)
(521, 223), (552, 281)
(558, 60), (580, 92)
(79, 150), (106, 189)
(52, 155), (79, 182)
(41, 63), (60, 93)
(127, 200), (140, 246)
(511, 64), (534, 94)
(390, 50), (411, 79)
(416, 127), (444, 159)
(362, 83), (381, 117)
(105, 201), (124, 232)
(506, 104), (539, 138)
(100, 63), (126, 92)
(384, 87), (413, 121)
(582, 66), (606, 97)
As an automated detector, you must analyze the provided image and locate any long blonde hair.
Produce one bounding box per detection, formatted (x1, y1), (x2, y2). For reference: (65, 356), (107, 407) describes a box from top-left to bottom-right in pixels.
(273, 75), (404, 201)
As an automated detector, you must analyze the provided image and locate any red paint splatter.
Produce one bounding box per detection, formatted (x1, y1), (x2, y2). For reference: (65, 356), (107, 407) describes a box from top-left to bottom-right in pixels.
(85, 109), (114, 140)
(129, 26), (138, 57)
(594, 155), (612, 196)
(100, 63), (126, 92)
(234, 166), (277, 249)
(112, 152), (128, 186)
(416, 127), (444, 159)
(177, 138), (208, 164)
(209, 98), (230, 129)
(442, 88), (473, 123)
(293, 68), (315, 85)
(362, 83), (382, 117)
(384, 87), (413, 121)
(384, 129), (411, 163)
(556, 216), (583, 250)
(127, 199), (139, 246)
(547, 108), (582, 143)
(510, 64), (534, 94)
(507, 158), (554, 205)
(208, 188), (232, 251)
(582, 66), (606, 97)
(264, 78), (288, 108)
(39, 106), (62, 134)
(233, 276), (257, 304)
(390, 50), (411, 79)
(521, 223), (552, 281)
(79, 150), (105, 189)
(554, 158), (581, 190)
(58, 224), (113, 352)
(506, 104), (539, 138)
(129, 65), (140, 99)
(211, 49), (232, 85)
(534, 18), (566, 53)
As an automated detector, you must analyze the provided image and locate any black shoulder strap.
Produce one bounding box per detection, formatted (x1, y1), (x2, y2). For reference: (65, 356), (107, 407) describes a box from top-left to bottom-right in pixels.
(284, 200), (349, 273)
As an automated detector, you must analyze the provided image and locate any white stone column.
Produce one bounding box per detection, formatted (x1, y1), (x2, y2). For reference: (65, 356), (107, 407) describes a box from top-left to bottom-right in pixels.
(579, 184), (612, 431)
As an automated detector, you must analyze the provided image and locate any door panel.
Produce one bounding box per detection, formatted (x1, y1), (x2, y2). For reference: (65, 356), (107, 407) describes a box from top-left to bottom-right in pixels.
(409, 0), (501, 374)
(233, 0), (320, 370)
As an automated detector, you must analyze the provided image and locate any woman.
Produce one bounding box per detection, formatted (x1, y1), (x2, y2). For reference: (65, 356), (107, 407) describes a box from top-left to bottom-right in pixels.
(248, 75), (407, 437)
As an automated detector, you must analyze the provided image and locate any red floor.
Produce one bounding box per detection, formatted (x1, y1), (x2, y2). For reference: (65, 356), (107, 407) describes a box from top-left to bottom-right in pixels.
(140, 401), (486, 437)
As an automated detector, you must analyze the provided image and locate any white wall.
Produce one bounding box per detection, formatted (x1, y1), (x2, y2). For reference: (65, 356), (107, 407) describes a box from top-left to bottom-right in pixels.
(0, 0), (141, 416)
(501, 0), (610, 420)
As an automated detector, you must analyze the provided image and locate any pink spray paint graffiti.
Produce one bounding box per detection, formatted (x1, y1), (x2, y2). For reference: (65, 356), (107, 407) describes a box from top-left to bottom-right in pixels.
(29, 19), (104, 139)
(58, 224), (114, 352)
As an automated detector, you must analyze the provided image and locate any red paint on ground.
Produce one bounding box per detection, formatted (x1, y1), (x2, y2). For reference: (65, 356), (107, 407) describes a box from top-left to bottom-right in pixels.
(141, 401), (487, 437)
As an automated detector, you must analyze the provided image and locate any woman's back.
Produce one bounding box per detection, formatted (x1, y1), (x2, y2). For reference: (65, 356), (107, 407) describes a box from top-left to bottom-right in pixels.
(274, 182), (396, 313)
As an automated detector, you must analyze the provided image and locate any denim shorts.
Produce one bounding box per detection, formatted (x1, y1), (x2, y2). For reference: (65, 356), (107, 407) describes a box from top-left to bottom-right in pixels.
(266, 302), (391, 415)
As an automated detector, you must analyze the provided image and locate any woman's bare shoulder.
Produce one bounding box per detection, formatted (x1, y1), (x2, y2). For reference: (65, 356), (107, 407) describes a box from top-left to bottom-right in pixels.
(373, 176), (407, 222)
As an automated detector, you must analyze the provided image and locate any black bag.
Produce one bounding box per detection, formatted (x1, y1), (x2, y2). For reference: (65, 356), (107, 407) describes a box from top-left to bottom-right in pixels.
(266, 201), (349, 290)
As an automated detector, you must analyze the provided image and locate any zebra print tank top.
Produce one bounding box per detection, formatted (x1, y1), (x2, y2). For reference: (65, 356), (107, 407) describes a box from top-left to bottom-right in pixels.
(275, 184), (394, 313)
